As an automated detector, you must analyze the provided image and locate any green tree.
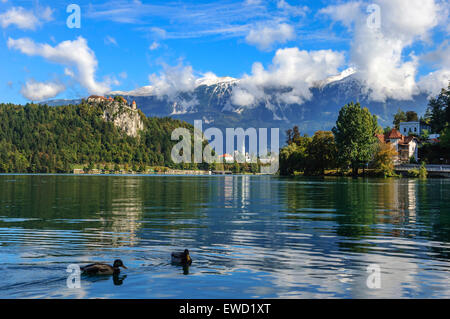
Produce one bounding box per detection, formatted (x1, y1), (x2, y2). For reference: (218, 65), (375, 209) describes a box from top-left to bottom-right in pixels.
(286, 126), (302, 145)
(279, 130), (311, 175)
(425, 85), (450, 134)
(280, 143), (306, 175)
(421, 129), (430, 140)
(440, 127), (450, 149)
(406, 111), (418, 122)
(232, 162), (241, 174)
(250, 162), (258, 174)
(332, 102), (378, 176)
(393, 108), (407, 129)
(306, 131), (336, 175)
(372, 142), (397, 177)
(114, 95), (125, 103)
(419, 162), (428, 179)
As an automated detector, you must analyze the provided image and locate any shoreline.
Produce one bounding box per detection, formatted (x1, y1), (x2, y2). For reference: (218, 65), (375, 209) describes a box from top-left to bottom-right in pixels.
(1, 173), (449, 179)
(0, 171), (271, 177)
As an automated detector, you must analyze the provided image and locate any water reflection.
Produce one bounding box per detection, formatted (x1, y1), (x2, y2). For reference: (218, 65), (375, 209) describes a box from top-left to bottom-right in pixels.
(113, 274), (127, 286)
(0, 175), (449, 298)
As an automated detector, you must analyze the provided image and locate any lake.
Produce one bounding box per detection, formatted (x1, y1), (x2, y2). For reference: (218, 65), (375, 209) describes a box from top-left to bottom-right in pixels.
(0, 174), (449, 298)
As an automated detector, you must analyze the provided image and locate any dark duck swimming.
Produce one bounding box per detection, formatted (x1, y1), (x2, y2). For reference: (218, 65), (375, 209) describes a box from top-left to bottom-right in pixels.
(81, 259), (127, 275)
(171, 249), (192, 265)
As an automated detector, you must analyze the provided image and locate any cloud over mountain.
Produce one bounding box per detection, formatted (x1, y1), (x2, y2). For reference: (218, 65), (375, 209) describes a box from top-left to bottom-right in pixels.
(231, 48), (345, 106)
(2, 0), (448, 105)
(321, 0), (447, 101)
(148, 64), (198, 101)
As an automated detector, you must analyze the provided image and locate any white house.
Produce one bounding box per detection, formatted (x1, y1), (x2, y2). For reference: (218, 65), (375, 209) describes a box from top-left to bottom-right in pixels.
(399, 121), (431, 136)
(376, 128), (419, 163)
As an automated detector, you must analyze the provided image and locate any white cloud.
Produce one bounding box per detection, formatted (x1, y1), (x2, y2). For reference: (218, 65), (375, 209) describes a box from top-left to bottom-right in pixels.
(231, 88), (256, 106)
(21, 80), (65, 101)
(418, 42), (450, 93)
(377, 0), (440, 42)
(8, 36), (110, 95)
(88, 1), (270, 40)
(142, 47), (344, 108)
(64, 68), (75, 78)
(321, 0), (444, 101)
(319, 2), (361, 29)
(244, 0), (262, 5)
(419, 70), (450, 94)
(104, 75), (120, 87)
(276, 0), (309, 17)
(231, 47), (345, 106)
(149, 41), (160, 50)
(148, 64), (198, 100)
(0, 7), (38, 30)
(0, 6), (53, 30)
(39, 6), (54, 22)
(104, 36), (118, 46)
(245, 23), (295, 51)
(150, 27), (167, 39)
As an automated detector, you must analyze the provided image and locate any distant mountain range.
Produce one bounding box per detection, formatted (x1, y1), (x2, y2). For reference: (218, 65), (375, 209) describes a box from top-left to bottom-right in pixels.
(43, 71), (430, 143)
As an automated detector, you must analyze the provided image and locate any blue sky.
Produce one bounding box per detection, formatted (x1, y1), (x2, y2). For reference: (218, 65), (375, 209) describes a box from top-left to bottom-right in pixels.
(0, 0), (449, 105)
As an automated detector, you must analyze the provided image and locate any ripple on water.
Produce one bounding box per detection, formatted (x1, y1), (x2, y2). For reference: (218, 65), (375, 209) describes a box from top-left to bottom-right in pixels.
(0, 175), (449, 298)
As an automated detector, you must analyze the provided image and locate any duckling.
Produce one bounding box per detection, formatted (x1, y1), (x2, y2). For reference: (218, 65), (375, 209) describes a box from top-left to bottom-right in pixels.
(81, 259), (127, 275)
(171, 249), (192, 265)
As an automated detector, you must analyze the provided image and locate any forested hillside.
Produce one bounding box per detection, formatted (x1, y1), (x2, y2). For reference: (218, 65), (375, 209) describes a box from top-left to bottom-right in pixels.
(0, 102), (204, 173)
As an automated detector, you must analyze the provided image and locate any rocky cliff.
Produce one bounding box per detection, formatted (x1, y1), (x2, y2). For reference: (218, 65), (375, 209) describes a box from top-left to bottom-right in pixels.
(87, 96), (144, 138)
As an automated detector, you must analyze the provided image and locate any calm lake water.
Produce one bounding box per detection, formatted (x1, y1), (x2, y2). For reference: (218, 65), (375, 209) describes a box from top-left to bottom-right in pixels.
(0, 174), (449, 298)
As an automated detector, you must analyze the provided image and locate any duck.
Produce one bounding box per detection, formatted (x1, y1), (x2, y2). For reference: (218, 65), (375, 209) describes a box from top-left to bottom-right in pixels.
(81, 259), (127, 275)
(171, 249), (192, 265)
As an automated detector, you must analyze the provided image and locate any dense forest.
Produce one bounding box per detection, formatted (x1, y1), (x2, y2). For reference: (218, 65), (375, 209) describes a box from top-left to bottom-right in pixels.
(419, 85), (450, 163)
(0, 102), (210, 173)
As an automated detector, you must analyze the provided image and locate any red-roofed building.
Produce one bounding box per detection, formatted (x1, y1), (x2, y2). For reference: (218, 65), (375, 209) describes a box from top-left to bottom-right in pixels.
(375, 134), (385, 143)
(387, 128), (403, 139)
(219, 153), (234, 163)
(376, 129), (419, 163)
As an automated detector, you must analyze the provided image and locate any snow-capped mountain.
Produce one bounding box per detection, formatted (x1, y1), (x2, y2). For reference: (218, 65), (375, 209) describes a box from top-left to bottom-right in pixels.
(43, 70), (430, 141)
(316, 68), (357, 88)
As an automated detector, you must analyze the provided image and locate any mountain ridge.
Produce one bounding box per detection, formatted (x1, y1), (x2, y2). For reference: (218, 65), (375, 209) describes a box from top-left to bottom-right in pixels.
(42, 70), (430, 140)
